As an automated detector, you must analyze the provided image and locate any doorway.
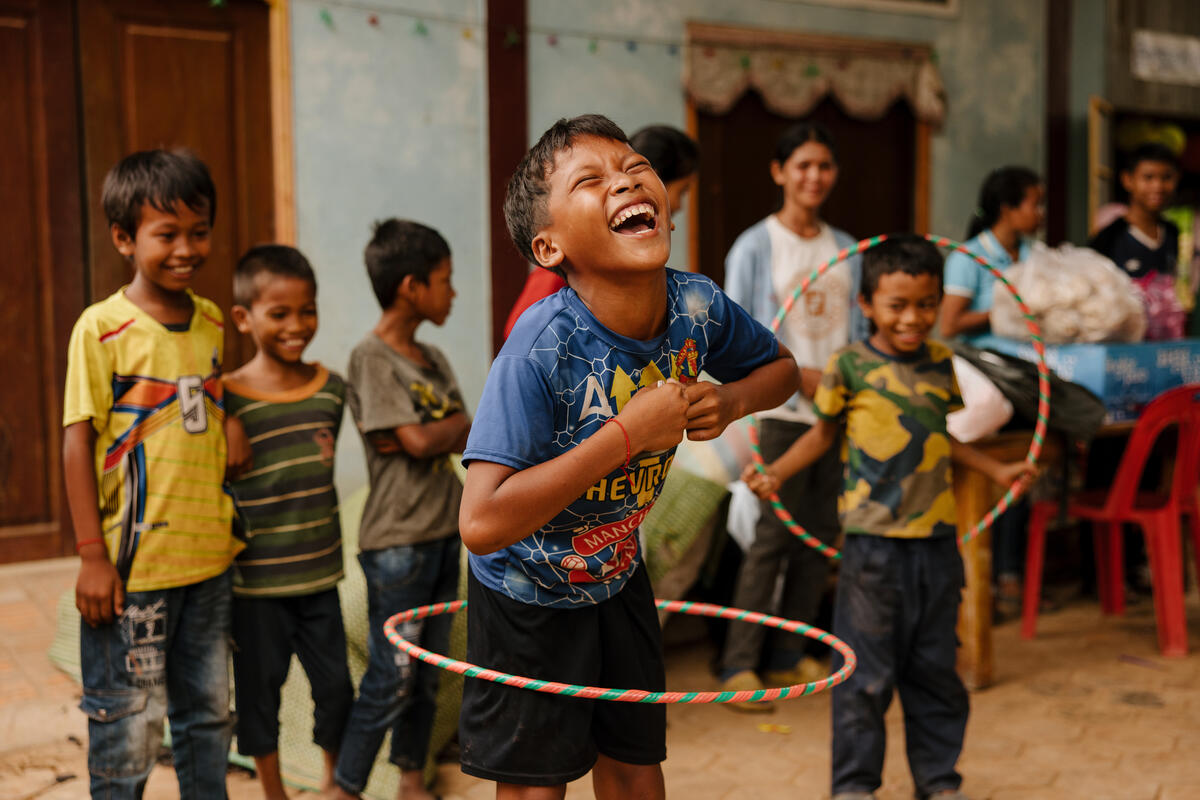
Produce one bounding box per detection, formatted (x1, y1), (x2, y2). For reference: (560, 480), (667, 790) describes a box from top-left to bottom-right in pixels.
(694, 91), (918, 287)
(0, 0), (277, 562)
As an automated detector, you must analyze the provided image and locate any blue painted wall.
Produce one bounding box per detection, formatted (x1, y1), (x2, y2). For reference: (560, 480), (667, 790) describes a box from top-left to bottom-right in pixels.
(1068, 0), (1107, 244)
(289, 0), (1046, 496)
(528, 0), (1047, 255)
(291, 0), (489, 495)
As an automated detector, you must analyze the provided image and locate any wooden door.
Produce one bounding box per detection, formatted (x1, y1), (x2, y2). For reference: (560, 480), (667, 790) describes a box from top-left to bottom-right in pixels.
(695, 92), (916, 287)
(78, 0), (274, 368)
(1087, 95), (1115, 234)
(0, 0), (86, 559)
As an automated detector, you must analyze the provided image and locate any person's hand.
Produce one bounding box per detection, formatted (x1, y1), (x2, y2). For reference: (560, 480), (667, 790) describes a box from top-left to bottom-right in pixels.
(991, 460), (1038, 491)
(366, 430), (405, 455)
(224, 415), (253, 481)
(76, 546), (124, 626)
(683, 381), (742, 441)
(799, 367), (823, 400)
(741, 461), (782, 499)
(617, 380), (689, 454)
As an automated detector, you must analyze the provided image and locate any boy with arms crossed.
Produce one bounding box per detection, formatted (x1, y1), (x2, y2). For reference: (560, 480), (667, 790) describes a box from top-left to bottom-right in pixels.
(333, 220), (467, 800)
(63, 150), (245, 798)
(224, 245), (354, 800)
(458, 114), (799, 799)
(745, 236), (1032, 800)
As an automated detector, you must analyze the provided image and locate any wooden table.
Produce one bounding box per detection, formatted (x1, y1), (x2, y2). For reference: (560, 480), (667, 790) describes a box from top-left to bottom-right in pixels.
(953, 430), (1062, 690)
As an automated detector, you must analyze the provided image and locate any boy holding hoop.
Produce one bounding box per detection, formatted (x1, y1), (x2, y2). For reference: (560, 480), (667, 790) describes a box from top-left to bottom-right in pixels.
(458, 114), (798, 798)
(745, 236), (1032, 800)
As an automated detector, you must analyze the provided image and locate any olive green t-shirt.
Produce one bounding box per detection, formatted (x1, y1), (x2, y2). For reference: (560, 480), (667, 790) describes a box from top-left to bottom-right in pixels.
(346, 334), (464, 551)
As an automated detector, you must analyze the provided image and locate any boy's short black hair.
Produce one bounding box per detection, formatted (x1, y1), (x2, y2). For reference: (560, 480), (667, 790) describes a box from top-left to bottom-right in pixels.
(101, 149), (217, 236)
(774, 121), (837, 166)
(364, 219), (451, 309)
(233, 245), (317, 308)
(629, 125), (699, 185)
(860, 234), (944, 301)
(504, 114), (630, 265)
(1123, 142), (1179, 175)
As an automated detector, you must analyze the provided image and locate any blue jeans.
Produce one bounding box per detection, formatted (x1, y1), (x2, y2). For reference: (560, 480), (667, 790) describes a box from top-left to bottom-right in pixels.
(79, 568), (233, 799)
(831, 536), (968, 799)
(335, 536), (460, 793)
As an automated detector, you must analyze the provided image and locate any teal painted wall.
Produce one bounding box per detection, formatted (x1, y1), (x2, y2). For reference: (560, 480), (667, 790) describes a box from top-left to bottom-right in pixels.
(528, 0), (1047, 254)
(288, 0), (1046, 496)
(1068, 0), (1107, 244)
(290, 0), (489, 495)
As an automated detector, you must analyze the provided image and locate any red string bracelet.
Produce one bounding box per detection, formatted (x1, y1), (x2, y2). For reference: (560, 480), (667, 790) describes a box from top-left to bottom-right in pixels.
(604, 417), (633, 487)
(75, 537), (104, 552)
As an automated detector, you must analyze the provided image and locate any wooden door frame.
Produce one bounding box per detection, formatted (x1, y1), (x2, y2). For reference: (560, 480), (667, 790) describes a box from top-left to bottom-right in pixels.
(1087, 95), (1114, 235)
(269, 0), (295, 243)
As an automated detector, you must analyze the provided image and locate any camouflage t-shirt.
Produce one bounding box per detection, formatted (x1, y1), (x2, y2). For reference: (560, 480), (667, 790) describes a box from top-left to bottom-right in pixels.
(813, 340), (963, 538)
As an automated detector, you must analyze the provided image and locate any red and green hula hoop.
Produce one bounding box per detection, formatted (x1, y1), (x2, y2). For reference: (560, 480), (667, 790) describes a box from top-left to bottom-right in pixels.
(383, 599), (857, 704)
(748, 233), (1052, 560)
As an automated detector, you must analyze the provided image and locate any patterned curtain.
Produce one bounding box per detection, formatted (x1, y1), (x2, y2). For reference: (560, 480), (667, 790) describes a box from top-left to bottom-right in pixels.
(685, 37), (946, 126)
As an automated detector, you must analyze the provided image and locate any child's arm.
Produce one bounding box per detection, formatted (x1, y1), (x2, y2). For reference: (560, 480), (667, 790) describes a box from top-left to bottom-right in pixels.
(950, 437), (1037, 488)
(741, 418), (839, 499)
(63, 422), (124, 626)
(224, 414), (253, 481)
(939, 295), (991, 338)
(682, 343), (800, 441)
(367, 412), (471, 458)
(460, 382), (689, 555)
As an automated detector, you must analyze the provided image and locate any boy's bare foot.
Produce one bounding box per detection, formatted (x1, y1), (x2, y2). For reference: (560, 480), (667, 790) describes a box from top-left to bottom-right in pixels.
(321, 749), (342, 799)
(254, 752), (292, 800)
(398, 769), (439, 800)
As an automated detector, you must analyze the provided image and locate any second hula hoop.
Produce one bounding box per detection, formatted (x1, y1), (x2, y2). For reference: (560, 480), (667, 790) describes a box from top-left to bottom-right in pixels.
(383, 599), (857, 704)
(748, 233), (1052, 560)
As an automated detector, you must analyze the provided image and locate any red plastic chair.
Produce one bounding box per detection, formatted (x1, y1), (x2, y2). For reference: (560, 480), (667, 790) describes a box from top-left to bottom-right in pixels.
(1021, 383), (1200, 657)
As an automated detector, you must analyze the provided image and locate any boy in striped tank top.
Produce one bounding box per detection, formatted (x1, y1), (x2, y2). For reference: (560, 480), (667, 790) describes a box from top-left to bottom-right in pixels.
(224, 245), (354, 800)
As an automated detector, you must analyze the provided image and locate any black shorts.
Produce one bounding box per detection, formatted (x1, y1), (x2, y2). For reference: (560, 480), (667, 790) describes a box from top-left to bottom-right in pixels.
(231, 588), (353, 756)
(459, 565), (667, 785)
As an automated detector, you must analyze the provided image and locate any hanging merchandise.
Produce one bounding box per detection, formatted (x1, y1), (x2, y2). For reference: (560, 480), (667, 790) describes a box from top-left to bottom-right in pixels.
(1162, 205), (1198, 313)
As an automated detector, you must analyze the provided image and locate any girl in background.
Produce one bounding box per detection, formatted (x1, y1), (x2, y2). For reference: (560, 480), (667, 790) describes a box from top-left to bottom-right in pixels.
(718, 122), (866, 710)
(940, 166), (1044, 341)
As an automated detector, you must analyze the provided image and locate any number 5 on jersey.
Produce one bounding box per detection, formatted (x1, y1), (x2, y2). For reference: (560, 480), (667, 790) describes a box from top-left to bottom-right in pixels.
(177, 375), (208, 434)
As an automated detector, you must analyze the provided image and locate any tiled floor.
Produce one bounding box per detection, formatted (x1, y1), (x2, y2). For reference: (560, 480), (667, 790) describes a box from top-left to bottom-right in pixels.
(2, 557), (1199, 799)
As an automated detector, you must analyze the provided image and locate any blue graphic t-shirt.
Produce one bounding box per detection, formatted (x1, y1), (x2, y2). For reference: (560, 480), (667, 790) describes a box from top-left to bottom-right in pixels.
(464, 269), (780, 608)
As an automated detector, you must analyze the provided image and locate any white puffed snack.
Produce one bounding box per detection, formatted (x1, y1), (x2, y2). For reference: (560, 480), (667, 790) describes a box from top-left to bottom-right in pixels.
(990, 243), (1147, 344)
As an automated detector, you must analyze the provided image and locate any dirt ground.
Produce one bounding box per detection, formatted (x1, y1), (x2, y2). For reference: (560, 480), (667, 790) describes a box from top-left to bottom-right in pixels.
(3, 557), (1200, 800)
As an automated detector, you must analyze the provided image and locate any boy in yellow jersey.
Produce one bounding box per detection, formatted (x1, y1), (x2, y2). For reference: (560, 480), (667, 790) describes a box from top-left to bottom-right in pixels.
(62, 150), (246, 799)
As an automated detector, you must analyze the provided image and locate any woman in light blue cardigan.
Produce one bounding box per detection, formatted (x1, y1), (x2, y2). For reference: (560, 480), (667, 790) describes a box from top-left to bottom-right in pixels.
(725, 220), (868, 344)
(718, 122), (866, 710)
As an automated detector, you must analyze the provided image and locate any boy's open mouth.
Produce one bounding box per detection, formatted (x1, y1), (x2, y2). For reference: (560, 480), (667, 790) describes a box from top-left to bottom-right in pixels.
(609, 202), (657, 235)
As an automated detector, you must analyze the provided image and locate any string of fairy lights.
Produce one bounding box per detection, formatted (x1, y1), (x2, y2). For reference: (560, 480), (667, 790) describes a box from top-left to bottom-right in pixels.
(280, 0), (686, 56)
